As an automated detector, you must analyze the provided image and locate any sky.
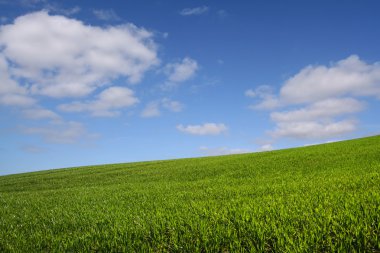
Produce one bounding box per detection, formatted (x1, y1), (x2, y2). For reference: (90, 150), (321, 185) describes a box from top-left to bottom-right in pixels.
(0, 0), (380, 175)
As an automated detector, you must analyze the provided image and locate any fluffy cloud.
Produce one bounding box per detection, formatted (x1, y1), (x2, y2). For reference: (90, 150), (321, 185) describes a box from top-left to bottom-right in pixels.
(0, 11), (158, 98)
(177, 123), (227, 135)
(0, 94), (35, 106)
(280, 55), (380, 104)
(141, 98), (183, 118)
(247, 55), (380, 140)
(59, 87), (139, 117)
(21, 121), (94, 144)
(269, 98), (361, 139)
(199, 146), (251, 156)
(165, 57), (198, 83)
(249, 55), (380, 110)
(179, 6), (209, 16)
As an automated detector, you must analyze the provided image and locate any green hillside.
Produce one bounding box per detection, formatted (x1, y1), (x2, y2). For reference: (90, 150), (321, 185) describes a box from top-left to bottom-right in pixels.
(1, 136), (380, 252)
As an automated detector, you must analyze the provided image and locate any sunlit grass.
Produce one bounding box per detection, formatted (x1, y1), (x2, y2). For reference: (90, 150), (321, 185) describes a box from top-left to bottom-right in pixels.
(1, 136), (380, 252)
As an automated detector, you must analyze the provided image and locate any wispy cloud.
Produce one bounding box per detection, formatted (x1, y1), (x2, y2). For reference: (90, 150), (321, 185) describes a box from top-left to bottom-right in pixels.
(247, 85), (280, 110)
(141, 98), (183, 118)
(20, 0), (47, 7)
(0, 16), (8, 23)
(177, 123), (227, 135)
(11, 0), (81, 15)
(141, 101), (161, 118)
(20, 144), (45, 153)
(21, 121), (96, 144)
(179, 6), (209, 16)
(22, 108), (61, 121)
(217, 9), (228, 18)
(93, 9), (120, 21)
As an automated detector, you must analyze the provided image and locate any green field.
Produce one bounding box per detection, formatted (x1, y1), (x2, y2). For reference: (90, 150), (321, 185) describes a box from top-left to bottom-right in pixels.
(1, 136), (380, 252)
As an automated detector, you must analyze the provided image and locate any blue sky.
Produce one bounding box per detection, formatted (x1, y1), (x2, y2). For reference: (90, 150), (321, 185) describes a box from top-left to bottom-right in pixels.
(1, 0), (380, 175)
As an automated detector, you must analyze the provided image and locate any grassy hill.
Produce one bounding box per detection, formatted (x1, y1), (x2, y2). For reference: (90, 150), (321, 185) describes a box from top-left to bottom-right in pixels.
(1, 136), (380, 252)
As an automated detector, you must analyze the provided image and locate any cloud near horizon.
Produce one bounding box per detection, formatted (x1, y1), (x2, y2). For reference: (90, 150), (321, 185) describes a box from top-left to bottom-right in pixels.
(199, 146), (251, 156)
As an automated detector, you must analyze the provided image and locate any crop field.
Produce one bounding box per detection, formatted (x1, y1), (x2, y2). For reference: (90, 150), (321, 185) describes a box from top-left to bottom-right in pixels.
(0, 136), (380, 252)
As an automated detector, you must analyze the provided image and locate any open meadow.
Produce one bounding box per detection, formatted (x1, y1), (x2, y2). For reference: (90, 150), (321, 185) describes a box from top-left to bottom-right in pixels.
(1, 136), (380, 252)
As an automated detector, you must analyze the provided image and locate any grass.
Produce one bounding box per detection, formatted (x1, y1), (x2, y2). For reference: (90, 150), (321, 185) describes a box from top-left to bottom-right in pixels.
(0, 135), (380, 252)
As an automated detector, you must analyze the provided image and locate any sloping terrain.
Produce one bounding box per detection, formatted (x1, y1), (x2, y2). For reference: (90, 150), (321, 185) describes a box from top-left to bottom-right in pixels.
(1, 136), (380, 252)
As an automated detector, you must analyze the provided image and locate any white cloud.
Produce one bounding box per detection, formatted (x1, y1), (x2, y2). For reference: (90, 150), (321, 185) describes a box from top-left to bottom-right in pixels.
(59, 87), (139, 117)
(180, 6), (209, 16)
(199, 146), (251, 156)
(244, 89), (256, 98)
(247, 85), (281, 110)
(271, 120), (357, 139)
(161, 98), (183, 112)
(165, 57), (198, 83)
(0, 54), (35, 106)
(0, 11), (158, 98)
(248, 55), (380, 140)
(93, 9), (120, 21)
(0, 94), (35, 106)
(177, 123), (227, 135)
(269, 99), (362, 139)
(22, 108), (60, 120)
(270, 98), (365, 123)
(250, 97), (280, 110)
(141, 98), (183, 118)
(141, 101), (160, 118)
(21, 121), (93, 144)
(249, 55), (380, 110)
(269, 98), (361, 139)
(280, 55), (380, 104)
(258, 144), (274, 152)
